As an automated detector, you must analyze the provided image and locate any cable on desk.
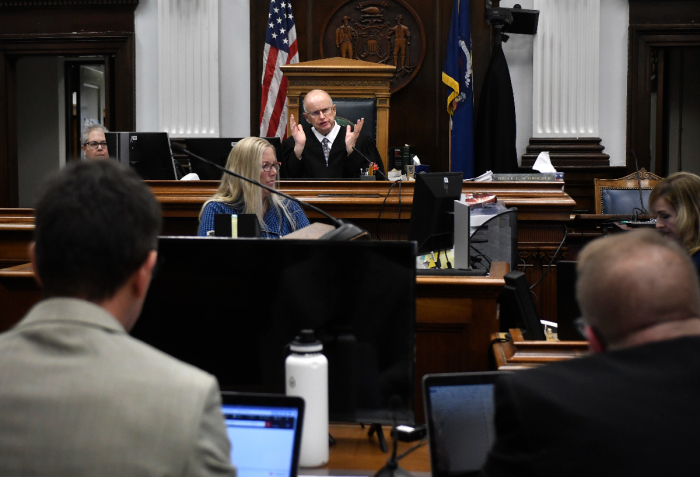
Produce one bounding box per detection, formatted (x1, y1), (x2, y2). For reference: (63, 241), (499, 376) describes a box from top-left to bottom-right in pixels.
(396, 436), (428, 461)
(529, 225), (568, 291)
(376, 180), (401, 240)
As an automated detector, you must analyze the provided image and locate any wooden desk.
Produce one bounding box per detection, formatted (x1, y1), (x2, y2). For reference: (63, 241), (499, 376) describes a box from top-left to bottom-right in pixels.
(0, 208), (33, 268)
(321, 424), (430, 474)
(567, 214), (656, 260)
(0, 180), (575, 321)
(0, 261), (507, 422)
(491, 329), (589, 370)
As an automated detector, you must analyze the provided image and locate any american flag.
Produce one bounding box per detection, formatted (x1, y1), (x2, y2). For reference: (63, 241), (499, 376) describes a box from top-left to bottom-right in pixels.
(260, 0), (298, 139)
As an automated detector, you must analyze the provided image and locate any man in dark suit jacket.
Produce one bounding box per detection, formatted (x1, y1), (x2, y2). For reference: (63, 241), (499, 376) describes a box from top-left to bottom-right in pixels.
(282, 89), (383, 179)
(482, 229), (700, 477)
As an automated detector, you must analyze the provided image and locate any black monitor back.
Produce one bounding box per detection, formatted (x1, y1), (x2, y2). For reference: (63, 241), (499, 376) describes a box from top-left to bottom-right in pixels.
(184, 137), (283, 180)
(500, 271), (546, 340)
(105, 132), (177, 180)
(132, 237), (417, 425)
(556, 260), (584, 340)
(408, 172), (464, 256)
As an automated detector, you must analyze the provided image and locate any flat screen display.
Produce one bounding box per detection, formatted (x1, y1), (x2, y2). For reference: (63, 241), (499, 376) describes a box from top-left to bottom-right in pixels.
(132, 237), (416, 424)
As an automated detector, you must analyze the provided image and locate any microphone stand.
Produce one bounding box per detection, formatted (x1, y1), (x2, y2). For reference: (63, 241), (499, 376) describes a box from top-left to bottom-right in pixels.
(630, 149), (649, 217)
(352, 146), (388, 180)
(373, 397), (414, 477)
(171, 142), (369, 241)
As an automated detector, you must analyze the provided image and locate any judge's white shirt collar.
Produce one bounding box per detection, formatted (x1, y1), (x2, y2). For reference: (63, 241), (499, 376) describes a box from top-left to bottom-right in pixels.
(312, 122), (341, 146)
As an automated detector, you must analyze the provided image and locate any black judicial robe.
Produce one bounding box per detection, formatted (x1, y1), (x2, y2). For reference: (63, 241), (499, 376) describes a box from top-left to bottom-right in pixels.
(281, 124), (384, 179)
(474, 43), (518, 175)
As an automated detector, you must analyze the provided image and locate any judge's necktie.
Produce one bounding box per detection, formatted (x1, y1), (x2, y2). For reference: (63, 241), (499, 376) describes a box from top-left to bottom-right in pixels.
(322, 138), (330, 166)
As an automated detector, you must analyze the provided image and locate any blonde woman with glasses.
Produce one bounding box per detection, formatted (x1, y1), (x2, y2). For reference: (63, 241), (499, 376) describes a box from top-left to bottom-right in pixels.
(198, 137), (309, 238)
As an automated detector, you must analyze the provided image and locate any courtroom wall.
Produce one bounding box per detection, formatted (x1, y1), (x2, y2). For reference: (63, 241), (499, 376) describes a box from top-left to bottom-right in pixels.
(132, 0), (628, 167)
(502, 0), (628, 167)
(134, 0), (252, 137)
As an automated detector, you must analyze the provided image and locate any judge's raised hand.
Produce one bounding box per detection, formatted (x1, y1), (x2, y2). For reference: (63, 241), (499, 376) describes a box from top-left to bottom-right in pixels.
(290, 114), (306, 158)
(345, 117), (364, 155)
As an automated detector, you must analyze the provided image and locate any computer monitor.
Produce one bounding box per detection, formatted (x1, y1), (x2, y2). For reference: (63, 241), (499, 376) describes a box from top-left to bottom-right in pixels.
(131, 237), (417, 425)
(183, 137), (283, 180)
(408, 172), (464, 256)
(105, 132), (178, 180)
(499, 271), (546, 340)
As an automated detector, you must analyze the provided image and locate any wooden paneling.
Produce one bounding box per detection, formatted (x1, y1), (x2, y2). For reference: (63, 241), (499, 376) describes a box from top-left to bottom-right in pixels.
(0, 181), (575, 324)
(627, 0), (700, 174)
(249, 0), (495, 175)
(629, 0), (700, 25)
(0, 208), (33, 269)
(491, 329), (589, 371)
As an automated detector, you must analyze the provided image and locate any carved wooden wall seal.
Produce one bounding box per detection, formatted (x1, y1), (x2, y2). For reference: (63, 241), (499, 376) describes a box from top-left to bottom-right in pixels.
(321, 0), (426, 93)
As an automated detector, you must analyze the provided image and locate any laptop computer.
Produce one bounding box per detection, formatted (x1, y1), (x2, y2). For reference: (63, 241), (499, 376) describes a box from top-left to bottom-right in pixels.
(422, 372), (503, 477)
(221, 392), (304, 477)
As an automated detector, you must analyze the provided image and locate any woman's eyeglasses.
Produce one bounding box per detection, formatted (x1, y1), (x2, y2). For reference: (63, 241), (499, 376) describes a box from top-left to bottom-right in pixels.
(262, 162), (281, 172)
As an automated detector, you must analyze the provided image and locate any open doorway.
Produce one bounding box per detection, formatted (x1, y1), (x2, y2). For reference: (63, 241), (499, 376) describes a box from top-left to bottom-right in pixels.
(650, 47), (700, 177)
(15, 56), (112, 208)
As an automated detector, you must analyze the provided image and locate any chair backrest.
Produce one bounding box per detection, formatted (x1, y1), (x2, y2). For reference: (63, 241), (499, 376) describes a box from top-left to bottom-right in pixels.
(593, 168), (662, 214)
(298, 97), (377, 141)
(280, 57), (395, 175)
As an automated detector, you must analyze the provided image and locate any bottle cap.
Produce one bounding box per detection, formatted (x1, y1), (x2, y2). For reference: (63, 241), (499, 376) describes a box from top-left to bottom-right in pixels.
(289, 329), (323, 353)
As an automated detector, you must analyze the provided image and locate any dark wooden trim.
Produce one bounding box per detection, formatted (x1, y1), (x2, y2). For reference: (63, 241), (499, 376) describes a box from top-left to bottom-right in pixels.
(521, 138), (610, 168)
(627, 25), (700, 175)
(0, 33), (135, 207)
(0, 0), (138, 6)
(654, 48), (665, 176)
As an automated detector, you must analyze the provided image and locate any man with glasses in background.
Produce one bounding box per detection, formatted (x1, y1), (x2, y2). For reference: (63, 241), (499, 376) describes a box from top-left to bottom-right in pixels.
(283, 89), (383, 179)
(81, 123), (109, 160)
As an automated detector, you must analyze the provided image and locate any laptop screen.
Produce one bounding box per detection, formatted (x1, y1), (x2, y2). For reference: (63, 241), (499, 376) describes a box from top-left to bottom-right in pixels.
(222, 401), (302, 477)
(423, 372), (501, 477)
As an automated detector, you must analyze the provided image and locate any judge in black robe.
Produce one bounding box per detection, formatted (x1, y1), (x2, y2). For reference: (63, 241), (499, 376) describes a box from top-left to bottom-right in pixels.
(281, 89), (384, 179)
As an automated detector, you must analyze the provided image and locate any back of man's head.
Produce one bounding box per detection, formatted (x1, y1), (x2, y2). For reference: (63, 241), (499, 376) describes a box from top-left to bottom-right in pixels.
(33, 160), (162, 302)
(576, 229), (700, 348)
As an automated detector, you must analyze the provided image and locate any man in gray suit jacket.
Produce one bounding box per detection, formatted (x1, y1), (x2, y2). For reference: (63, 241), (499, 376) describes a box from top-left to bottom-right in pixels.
(0, 160), (236, 476)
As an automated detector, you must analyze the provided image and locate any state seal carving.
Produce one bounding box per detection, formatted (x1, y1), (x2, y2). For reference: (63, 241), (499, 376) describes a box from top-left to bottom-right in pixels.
(321, 0), (426, 93)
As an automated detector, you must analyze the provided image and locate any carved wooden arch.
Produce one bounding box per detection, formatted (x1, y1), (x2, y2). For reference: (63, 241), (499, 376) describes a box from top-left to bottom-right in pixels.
(0, 33), (135, 207)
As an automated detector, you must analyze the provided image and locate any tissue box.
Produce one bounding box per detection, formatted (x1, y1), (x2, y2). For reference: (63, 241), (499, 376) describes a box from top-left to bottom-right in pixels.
(415, 165), (430, 174)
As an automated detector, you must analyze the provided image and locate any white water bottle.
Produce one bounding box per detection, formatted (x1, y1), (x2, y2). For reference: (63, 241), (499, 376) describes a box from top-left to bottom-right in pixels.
(285, 330), (329, 467)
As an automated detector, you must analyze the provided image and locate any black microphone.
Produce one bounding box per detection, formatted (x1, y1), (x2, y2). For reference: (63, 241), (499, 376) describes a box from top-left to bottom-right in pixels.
(630, 149), (649, 216)
(171, 142), (369, 241)
(352, 146), (387, 180)
(373, 396), (414, 477)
